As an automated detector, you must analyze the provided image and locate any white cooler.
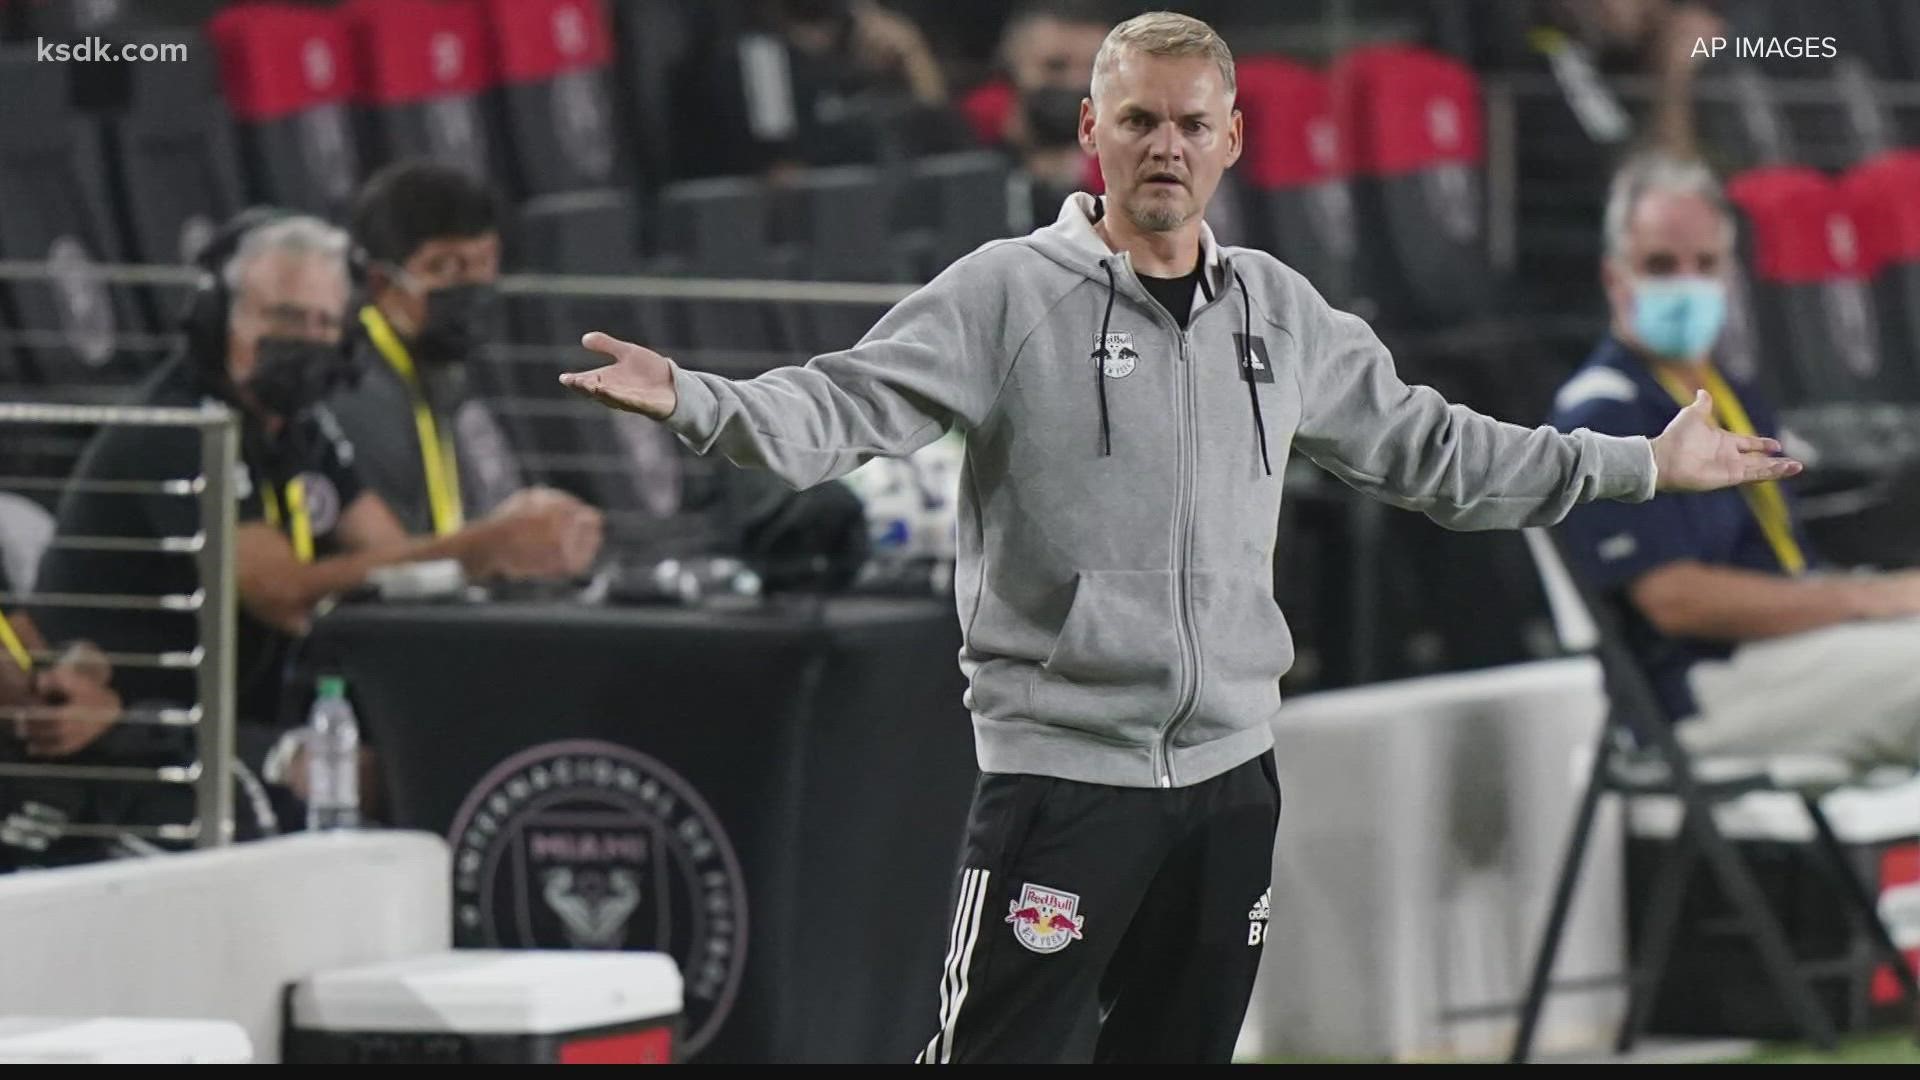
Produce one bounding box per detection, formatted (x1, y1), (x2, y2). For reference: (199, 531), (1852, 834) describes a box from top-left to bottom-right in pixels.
(284, 951), (682, 1064)
(0, 1018), (253, 1064)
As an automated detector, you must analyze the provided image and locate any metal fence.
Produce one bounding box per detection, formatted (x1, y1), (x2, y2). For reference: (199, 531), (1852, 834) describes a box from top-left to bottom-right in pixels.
(0, 400), (237, 849)
(0, 260), (912, 562)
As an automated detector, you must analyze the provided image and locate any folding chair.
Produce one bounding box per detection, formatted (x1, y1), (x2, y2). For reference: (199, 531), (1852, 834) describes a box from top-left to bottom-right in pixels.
(1509, 527), (1918, 1062)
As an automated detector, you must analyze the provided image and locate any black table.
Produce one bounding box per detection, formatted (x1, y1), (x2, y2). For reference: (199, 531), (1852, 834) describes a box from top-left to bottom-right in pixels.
(306, 596), (979, 1063)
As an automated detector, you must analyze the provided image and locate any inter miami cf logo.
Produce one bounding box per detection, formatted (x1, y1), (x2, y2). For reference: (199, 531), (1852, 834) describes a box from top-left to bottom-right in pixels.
(1006, 882), (1086, 954)
(449, 740), (748, 1057)
(1092, 332), (1138, 379)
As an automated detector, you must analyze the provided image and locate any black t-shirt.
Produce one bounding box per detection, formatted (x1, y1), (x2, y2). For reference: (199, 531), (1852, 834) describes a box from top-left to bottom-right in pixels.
(1139, 265), (1206, 331)
(32, 355), (364, 729)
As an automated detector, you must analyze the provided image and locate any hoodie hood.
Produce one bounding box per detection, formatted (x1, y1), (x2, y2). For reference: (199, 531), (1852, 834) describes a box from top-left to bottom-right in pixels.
(1028, 192), (1234, 298)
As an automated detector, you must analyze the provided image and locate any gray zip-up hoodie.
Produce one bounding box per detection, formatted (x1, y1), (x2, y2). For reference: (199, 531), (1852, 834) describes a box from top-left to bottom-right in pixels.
(663, 193), (1656, 789)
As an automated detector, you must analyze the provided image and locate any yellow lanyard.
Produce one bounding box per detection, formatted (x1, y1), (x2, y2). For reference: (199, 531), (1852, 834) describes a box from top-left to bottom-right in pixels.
(0, 604), (31, 674)
(1652, 366), (1807, 576)
(360, 305), (464, 537)
(260, 475), (315, 564)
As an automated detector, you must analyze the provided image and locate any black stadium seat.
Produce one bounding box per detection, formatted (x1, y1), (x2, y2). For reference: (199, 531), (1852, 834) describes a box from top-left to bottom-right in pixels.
(103, 29), (244, 267)
(655, 176), (791, 359)
(341, 0), (499, 182)
(776, 165), (896, 350)
(209, 2), (361, 217)
(607, 0), (700, 204)
(0, 47), (144, 385)
(501, 189), (692, 546)
(894, 151), (1011, 281)
(101, 28), (245, 333)
(1842, 151), (1920, 401)
(466, 0), (626, 198)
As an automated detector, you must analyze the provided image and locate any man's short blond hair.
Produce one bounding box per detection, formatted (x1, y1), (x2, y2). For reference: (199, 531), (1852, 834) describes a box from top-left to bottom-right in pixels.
(1090, 11), (1236, 104)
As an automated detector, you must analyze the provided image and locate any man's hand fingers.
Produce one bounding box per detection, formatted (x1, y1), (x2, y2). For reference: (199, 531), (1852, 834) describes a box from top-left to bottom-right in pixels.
(580, 331), (630, 359)
(1734, 434), (1782, 455)
(1747, 457), (1802, 482)
(558, 366), (614, 396)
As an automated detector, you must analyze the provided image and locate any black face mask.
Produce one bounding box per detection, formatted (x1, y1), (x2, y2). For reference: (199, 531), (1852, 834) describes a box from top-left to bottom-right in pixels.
(244, 336), (358, 420)
(1020, 86), (1086, 149)
(411, 281), (499, 366)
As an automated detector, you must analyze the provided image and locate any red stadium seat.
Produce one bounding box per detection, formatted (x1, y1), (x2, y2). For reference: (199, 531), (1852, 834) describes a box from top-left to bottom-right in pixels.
(1234, 56), (1356, 308)
(209, 2), (361, 217)
(1841, 150), (1920, 400)
(1727, 166), (1889, 406)
(1332, 45), (1491, 327)
(956, 75), (1101, 195)
(462, 0), (626, 197)
(340, 0), (498, 181)
(959, 78), (1016, 148)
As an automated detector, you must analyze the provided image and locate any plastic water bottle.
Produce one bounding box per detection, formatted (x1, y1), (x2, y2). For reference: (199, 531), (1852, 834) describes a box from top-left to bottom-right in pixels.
(305, 675), (360, 831)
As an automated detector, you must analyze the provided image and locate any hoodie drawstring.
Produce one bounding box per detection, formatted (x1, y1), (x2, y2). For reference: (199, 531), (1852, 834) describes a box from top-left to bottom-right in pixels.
(1233, 268), (1272, 476)
(1088, 259), (1270, 477)
(1093, 259), (1116, 457)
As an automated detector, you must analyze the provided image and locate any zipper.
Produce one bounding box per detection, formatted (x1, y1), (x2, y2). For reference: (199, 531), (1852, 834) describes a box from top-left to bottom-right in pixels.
(1115, 254), (1233, 788)
(1158, 328), (1201, 788)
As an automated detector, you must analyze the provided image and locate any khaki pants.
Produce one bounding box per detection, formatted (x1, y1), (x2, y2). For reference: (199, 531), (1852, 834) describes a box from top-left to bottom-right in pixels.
(1682, 616), (1920, 767)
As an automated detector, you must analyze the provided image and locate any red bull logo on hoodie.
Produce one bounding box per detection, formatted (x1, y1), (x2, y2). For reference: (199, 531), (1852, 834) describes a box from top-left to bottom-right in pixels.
(1006, 882), (1086, 954)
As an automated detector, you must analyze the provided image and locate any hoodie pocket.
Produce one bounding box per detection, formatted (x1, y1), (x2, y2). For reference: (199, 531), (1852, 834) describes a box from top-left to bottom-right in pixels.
(1027, 569), (1181, 743)
(1179, 570), (1291, 746)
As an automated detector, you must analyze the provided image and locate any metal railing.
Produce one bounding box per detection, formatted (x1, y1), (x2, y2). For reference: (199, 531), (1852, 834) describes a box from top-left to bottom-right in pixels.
(0, 401), (238, 849)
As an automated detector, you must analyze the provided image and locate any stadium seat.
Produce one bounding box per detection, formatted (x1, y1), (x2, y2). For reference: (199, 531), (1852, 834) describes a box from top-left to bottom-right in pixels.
(100, 28), (245, 337)
(209, 2), (361, 217)
(1333, 44), (1492, 328)
(895, 151), (1012, 281)
(340, 0), (498, 181)
(1235, 56), (1357, 308)
(775, 165), (896, 349)
(464, 0), (626, 198)
(0, 47), (144, 385)
(1842, 150), (1920, 402)
(1727, 166), (1891, 407)
(103, 29), (244, 267)
(655, 176), (791, 359)
(503, 190), (695, 544)
(607, 0), (698, 203)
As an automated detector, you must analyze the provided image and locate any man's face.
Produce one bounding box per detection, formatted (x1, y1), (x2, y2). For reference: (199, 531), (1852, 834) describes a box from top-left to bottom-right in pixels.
(1603, 189), (1730, 329)
(375, 232), (501, 338)
(226, 249), (348, 389)
(1007, 16), (1107, 93)
(1081, 50), (1241, 234)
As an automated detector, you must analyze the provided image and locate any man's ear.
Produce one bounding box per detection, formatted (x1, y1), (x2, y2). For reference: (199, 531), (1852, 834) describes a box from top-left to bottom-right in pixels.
(1078, 97), (1097, 155)
(1225, 107), (1243, 169)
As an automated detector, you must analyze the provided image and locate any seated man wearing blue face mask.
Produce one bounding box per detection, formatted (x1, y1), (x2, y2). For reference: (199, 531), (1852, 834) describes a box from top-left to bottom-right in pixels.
(1549, 152), (1920, 768)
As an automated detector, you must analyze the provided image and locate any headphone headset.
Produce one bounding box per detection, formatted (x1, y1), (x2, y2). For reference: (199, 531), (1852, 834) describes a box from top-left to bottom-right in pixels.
(176, 205), (298, 393)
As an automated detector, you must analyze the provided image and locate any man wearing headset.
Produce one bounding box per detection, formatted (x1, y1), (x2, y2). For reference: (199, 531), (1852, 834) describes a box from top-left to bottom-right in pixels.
(31, 211), (602, 836)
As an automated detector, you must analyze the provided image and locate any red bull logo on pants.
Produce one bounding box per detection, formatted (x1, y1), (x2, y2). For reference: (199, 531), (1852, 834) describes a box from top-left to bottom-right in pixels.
(1006, 882), (1086, 954)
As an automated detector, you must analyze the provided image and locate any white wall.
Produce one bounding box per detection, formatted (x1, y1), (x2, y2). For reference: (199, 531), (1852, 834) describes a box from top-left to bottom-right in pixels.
(0, 832), (451, 1062)
(1241, 658), (1627, 1062)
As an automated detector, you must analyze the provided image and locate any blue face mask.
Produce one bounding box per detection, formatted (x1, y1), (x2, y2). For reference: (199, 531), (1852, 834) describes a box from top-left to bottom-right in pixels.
(1630, 276), (1726, 362)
